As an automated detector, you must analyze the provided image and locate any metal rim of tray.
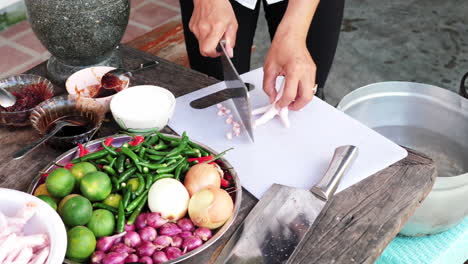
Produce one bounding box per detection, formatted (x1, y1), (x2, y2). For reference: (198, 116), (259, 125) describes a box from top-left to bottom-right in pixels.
(27, 133), (242, 264)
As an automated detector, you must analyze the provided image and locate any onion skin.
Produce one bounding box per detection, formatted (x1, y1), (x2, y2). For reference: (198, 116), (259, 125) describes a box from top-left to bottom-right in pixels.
(91, 251), (106, 264)
(158, 223), (182, 236)
(139, 256), (153, 264)
(110, 243), (136, 254)
(97, 232), (127, 252)
(188, 187), (234, 229)
(102, 252), (128, 264)
(139, 226), (157, 242)
(124, 224), (135, 232)
(152, 251), (169, 264)
(124, 254), (139, 263)
(182, 236), (203, 252)
(148, 178), (189, 221)
(176, 218), (195, 231)
(165, 247), (182, 260)
(137, 241), (157, 257)
(179, 231), (192, 239)
(135, 213), (148, 230)
(153, 235), (172, 250)
(124, 231), (141, 248)
(193, 227), (212, 241)
(184, 163), (223, 196)
(171, 236), (183, 248)
(146, 212), (168, 229)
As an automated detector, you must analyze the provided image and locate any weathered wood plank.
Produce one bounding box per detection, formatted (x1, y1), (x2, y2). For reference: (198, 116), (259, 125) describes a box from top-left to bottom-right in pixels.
(288, 148), (436, 264)
(0, 45), (436, 264)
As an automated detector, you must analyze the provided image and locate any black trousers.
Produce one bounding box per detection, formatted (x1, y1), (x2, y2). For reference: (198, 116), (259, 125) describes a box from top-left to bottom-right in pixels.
(179, 0), (344, 94)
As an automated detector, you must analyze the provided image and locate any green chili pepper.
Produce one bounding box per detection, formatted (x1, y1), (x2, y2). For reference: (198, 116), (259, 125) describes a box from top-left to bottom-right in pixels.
(105, 154), (114, 163)
(95, 158), (110, 165)
(116, 200), (125, 233)
(145, 174), (152, 190)
(116, 155), (126, 173)
(174, 162), (184, 181)
(127, 194), (148, 225)
(182, 162), (190, 173)
(183, 149), (201, 158)
(156, 131), (180, 142)
(117, 167), (137, 183)
(152, 174), (174, 183)
(75, 149), (109, 162)
(146, 149), (171, 156)
(137, 162), (167, 170)
(157, 158), (185, 174)
(169, 141), (179, 147)
(204, 148), (234, 163)
(126, 189), (149, 212)
(143, 167), (149, 174)
(101, 142), (118, 156)
(166, 133), (189, 157)
(146, 135), (159, 146)
(135, 174), (145, 196)
(103, 165), (116, 176)
(138, 147), (146, 159)
(153, 140), (168, 150)
(93, 203), (118, 213)
(122, 186), (131, 208)
(122, 143), (129, 148)
(121, 147), (142, 172)
(147, 155), (164, 161)
(166, 154), (183, 161)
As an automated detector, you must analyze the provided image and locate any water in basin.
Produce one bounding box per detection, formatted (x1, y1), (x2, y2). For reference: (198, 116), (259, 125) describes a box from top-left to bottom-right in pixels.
(374, 125), (468, 177)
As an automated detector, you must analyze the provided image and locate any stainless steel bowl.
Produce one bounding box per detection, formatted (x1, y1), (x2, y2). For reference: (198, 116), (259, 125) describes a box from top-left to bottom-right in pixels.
(338, 81), (468, 236)
(27, 134), (242, 262)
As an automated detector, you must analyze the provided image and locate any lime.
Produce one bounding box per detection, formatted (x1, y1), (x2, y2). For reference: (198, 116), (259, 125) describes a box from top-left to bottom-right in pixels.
(34, 183), (52, 197)
(86, 209), (115, 238)
(66, 226), (96, 261)
(127, 178), (140, 192)
(80, 171), (112, 202)
(58, 194), (79, 215)
(70, 162), (97, 186)
(103, 193), (122, 208)
(46, 168), (75, 198)
(60, 195), (93, 227)
(37, 195), (57, 211)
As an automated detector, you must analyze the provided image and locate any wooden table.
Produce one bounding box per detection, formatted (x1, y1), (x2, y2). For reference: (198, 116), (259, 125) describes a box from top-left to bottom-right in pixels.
(0, 45), (437, 264)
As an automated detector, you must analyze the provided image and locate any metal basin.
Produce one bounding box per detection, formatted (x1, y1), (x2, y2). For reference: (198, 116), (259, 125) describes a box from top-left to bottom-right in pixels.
(337, 81), (468, 236)
(27, 134), (242, 262)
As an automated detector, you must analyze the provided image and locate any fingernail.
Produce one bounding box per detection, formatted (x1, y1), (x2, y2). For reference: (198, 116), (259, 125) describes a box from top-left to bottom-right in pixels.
(228, 47), (234, 58)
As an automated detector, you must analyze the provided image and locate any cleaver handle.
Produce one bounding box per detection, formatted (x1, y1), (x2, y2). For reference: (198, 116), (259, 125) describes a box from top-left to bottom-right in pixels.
(310, 145), (358, 200)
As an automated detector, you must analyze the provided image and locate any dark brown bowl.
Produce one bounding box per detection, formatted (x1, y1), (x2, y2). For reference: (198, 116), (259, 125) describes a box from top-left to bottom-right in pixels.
(0, 74), (55, 126)
(30, 95), (106, 150)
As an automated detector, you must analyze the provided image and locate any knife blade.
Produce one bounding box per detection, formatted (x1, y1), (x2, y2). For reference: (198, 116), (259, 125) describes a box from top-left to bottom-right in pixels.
(218, 40), (254, 142)
(214, 145), (359, 264)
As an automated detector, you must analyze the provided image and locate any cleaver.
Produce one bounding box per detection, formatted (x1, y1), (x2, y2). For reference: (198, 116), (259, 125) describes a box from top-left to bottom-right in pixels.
(215, 145), (359, 264)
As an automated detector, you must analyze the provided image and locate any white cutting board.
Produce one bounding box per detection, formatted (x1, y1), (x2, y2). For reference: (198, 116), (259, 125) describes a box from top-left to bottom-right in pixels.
(169, 68), (408, 199)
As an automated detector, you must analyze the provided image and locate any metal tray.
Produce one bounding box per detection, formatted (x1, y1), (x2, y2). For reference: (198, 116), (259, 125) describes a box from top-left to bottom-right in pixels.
(27, 133), (242, 263)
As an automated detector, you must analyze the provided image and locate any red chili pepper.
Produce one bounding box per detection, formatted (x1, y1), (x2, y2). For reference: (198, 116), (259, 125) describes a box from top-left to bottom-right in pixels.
(187, 156), (214, 163)
(97, 164), (104, 169)
(116, 148), (121, 152)
(220, 178), (230, 188)
(96, 146), (104, 151)
(40, 173), (49, 181)
(225, 173), (233, 180)
(77, 143), (89, 157)
(64, 163), (74, 170)
(129, 135), (144, 146)
(104, 137), (114, 146)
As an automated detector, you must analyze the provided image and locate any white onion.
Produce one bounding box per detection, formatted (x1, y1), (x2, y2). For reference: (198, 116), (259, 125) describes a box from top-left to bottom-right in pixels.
(148, 178), (189, 221)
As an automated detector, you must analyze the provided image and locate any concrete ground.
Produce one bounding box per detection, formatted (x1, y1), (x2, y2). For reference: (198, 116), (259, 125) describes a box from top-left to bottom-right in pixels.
(252, 0), (468, 106)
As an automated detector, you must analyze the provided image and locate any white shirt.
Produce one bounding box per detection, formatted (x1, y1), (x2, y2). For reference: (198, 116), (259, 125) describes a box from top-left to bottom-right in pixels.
(235, 0), (284, 10)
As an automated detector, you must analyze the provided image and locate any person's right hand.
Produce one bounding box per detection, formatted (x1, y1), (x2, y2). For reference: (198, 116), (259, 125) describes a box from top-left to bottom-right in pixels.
(190, 0), (237, 58)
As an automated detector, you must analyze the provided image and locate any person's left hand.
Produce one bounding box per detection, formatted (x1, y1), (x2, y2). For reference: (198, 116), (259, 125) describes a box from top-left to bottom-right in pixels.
(263, 33), (317, 111)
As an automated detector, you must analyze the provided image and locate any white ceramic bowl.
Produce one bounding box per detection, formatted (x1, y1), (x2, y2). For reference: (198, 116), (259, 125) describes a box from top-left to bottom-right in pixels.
(0, 188), (67, 264)
(65, 66), (130, 112)
(110, 85), (176, 132)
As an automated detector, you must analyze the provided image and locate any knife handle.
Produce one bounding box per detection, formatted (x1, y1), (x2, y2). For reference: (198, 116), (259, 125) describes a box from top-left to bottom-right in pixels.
(310, 145), (359, 200)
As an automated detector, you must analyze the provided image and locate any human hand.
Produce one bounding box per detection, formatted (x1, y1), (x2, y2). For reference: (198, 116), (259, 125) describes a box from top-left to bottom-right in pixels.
(263, 33), (317, 111)
(189, 0), (237, 58)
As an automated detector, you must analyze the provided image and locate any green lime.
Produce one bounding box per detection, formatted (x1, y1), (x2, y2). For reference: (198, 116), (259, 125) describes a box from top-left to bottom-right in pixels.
(86, 209), (115, 238)
(46, 168), (75, 198)
(127, 178), (140, 192)
(80, 171), (112, 202)
(60, 195), (93, 227)
(34, 183), (52, 197)
(70, 162), (97, 186)
(37, 195), (57, 211)
(66, 226), (96, 261)
(58, 194), (79, 215)
(103, 193), (122, 208)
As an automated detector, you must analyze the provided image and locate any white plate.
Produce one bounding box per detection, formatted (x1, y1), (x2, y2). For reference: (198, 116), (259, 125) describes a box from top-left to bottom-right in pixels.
(0, 188), (67, 264)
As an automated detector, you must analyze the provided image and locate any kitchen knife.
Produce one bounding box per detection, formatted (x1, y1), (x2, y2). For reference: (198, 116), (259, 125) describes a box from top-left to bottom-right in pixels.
(218, 40), (254, 142)
(214, 145), (359, 264)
